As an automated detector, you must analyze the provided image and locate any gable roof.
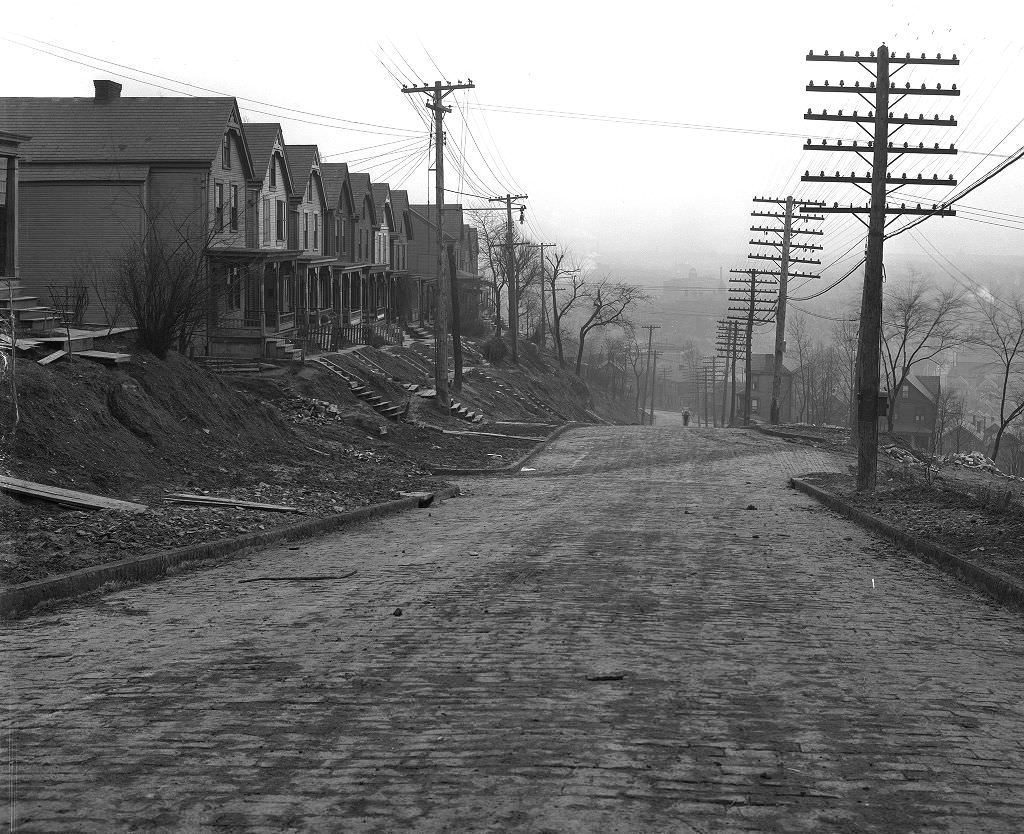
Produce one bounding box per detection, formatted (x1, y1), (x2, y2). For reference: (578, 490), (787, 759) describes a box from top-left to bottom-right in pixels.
(284, 144), (322, 200)
(0, 96), (248, 170)
(244, 122), (285, 180)
(906, 373), (941, 403)
(371, 183), (393, 229)
(320, 162), (353, 212)
(411, 203), (465, 242)
(390, 189), (412, 237)
(349, 172), (375, 223)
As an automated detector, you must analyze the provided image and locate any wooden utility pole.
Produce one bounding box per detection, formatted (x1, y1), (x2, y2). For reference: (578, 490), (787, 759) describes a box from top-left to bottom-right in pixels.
(402, 78), (475, 407)
(803, 46), (958, 490)
(749, 196), (824, 424)
(488, 194), (529, 363)
(648, 349), (658, 423)
(730, 321), (739, 425)
(447, 243), (463, 392)
(640, 325), (660, 424)
(728, 269), (775, 425)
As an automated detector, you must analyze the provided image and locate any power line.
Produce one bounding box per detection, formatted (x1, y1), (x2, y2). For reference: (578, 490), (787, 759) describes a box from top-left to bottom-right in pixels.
(6, 34), (420, 138)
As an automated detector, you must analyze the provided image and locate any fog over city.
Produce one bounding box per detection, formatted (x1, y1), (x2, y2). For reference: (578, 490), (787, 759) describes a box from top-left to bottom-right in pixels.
(5, 0), (1023, 299)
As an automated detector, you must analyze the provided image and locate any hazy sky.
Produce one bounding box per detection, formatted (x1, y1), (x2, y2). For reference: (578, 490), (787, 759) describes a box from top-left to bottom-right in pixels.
(4, 0), (1024, 320)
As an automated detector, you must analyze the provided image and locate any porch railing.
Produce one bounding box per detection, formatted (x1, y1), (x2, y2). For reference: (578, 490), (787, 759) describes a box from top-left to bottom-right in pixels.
(295, 320), (402, 355)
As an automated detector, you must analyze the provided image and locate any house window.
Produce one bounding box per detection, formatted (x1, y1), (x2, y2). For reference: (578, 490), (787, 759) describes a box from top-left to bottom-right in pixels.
(307, 178), (312, 201)
(902, 387), (910, 399)
(313, 213), (319, 250)
(751, 398), (760, 413)
(269, 158), (277, 189)
(335, 217), (341, 254)
(214, 183), (224, 230)
(303, 213), (309, 249)
(222, 133), (231, 169)
(263, 198), (270, 241)
(230, 185), (239, 231)
(276, 199), (285, 241)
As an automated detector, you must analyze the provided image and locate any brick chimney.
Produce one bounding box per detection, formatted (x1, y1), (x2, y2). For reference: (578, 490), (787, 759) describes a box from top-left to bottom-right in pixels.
(93, 80), (122, 101)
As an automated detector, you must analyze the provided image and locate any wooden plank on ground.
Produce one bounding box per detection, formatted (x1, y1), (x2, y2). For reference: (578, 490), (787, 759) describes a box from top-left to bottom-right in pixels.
(37, 349), (66, 366)
(75, 350), (131, 365)
(441, 429), (544, 442)
(163, 494), (306, 513)
(0, 476), (148, 513)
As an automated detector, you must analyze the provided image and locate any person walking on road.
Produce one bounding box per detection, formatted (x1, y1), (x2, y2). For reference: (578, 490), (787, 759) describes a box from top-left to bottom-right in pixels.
(682, 408), (691, 426)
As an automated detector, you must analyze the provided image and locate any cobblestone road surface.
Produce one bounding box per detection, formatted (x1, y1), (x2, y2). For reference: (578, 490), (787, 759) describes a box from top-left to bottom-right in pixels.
(5, 426), (1024, 833)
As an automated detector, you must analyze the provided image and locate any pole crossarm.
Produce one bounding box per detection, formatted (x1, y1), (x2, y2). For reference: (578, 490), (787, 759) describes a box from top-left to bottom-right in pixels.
(810, 205), (955, 216)
(401, 82), (476, 96)
(744, 269), (818, 279)
(802, 141), (957, 154)
(749, 239), (824, 251)
(805, 112), (957, 127)
(748, 253), (821, 265)
(750, 225), (824, 236)
(750, 211), (826, 221)
(802, 172), (957, 185)
(805, 83), (959, 96)
(752, 197), (826, 207)
(806, 50), (959, 66)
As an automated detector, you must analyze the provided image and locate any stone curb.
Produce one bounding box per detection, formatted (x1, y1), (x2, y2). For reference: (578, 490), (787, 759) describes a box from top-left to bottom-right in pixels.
(790, 477), (1024, 613)
(427, 422), (585, 476)
(755, 424), (843, 445)
(0, 486), (460, 620)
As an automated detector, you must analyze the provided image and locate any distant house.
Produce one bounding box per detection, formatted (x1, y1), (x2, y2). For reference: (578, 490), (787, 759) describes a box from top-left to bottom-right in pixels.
(284, 144), (332, 327)
(887, 374), (941, 449)
(736, 353), (794, 422)
(408, 203), (484, 326)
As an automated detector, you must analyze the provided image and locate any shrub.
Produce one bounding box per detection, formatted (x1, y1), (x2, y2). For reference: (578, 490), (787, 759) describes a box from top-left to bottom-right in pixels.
(482, 335), (508, 363)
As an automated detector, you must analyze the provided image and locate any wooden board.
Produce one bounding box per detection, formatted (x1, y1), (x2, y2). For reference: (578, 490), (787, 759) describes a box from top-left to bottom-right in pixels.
(164, 494), (306, 513)
(75, 350), (131, 365)
(37, 349), (67, 365)
(0, 476), (148, 513)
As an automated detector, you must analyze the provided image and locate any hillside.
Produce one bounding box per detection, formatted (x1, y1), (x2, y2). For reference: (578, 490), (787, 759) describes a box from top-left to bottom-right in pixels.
(0, 334), (636, 587)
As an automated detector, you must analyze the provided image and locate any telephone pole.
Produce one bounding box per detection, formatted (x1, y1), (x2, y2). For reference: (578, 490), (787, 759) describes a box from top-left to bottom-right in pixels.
(750, 196), (824, 424)
(648, 348), (659, 422)
(640, 325), (660, 424)
(716, 319), (744, 426)
(488, 193), (529, 363)
(728, 268), (775, 425)
(515, 241), (554, 347)
(402, 78), (475, 406)
(803, 46), (958, 490)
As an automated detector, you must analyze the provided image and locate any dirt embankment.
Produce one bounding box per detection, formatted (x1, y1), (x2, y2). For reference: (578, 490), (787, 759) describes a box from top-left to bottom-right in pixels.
(1, 336), (635, 586)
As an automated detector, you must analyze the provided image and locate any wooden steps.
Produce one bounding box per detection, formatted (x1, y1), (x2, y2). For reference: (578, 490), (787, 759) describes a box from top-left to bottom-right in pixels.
(310, 356), (407, 421)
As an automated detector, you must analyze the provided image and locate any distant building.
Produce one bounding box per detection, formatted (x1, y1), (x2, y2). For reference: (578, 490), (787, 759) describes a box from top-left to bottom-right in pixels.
(737, 353), (794, 422)
(886, 374), (941, 449)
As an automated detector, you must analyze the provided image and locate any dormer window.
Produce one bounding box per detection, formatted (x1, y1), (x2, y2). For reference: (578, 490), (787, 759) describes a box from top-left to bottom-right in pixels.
(222, 133), (231, 169)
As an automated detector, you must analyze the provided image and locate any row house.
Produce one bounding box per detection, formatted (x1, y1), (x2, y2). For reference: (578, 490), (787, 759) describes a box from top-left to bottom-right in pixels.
(0, 82), (260, 332)
(1, 80), (484, 358)
(407, 203), (486, 327)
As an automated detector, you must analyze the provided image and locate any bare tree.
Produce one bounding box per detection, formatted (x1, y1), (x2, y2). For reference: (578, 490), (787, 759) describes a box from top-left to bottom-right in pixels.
(574, 278), (648, 375)
(113, 202), (224, 359)
(881, 277), (970, 432)
(976, 293), (1024, 462)
(546, 247), (584, 368)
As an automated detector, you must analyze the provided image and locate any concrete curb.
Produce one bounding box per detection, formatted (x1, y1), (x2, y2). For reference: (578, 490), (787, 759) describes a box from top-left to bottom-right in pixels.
(426, 422), (584, 476)
(790, 477), (1024, 613)
(1, 486), (460, 620)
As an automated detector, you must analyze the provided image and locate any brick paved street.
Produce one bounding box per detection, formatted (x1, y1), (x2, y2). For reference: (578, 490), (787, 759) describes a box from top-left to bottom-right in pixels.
(5, 426), (1024, 833)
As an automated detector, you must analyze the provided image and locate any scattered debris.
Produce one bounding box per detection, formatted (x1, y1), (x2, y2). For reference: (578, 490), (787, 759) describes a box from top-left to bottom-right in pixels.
(37, 349), (66, 366)
(163, 494), (306, 513)
(0, 476), (148, 513)
(392, 607), (403, 616)
(586, 673), (625, 682)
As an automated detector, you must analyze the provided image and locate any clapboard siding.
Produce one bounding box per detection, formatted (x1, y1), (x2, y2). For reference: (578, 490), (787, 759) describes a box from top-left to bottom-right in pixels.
(208, 129), (249, 250)
(19, 181), (144, 323)
(148, 168), (207, 246)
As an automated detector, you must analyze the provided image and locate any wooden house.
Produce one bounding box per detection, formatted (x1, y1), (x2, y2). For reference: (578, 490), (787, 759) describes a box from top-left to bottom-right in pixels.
(886, 374), (941, 449)
(736, 353), (794, 423)
(0, 82), (261, 335)
(284, 144), (333, 328)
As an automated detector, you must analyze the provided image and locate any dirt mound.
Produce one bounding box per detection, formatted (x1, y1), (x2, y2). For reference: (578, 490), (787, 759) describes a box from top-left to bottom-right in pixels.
(3, 352), (295, 499)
